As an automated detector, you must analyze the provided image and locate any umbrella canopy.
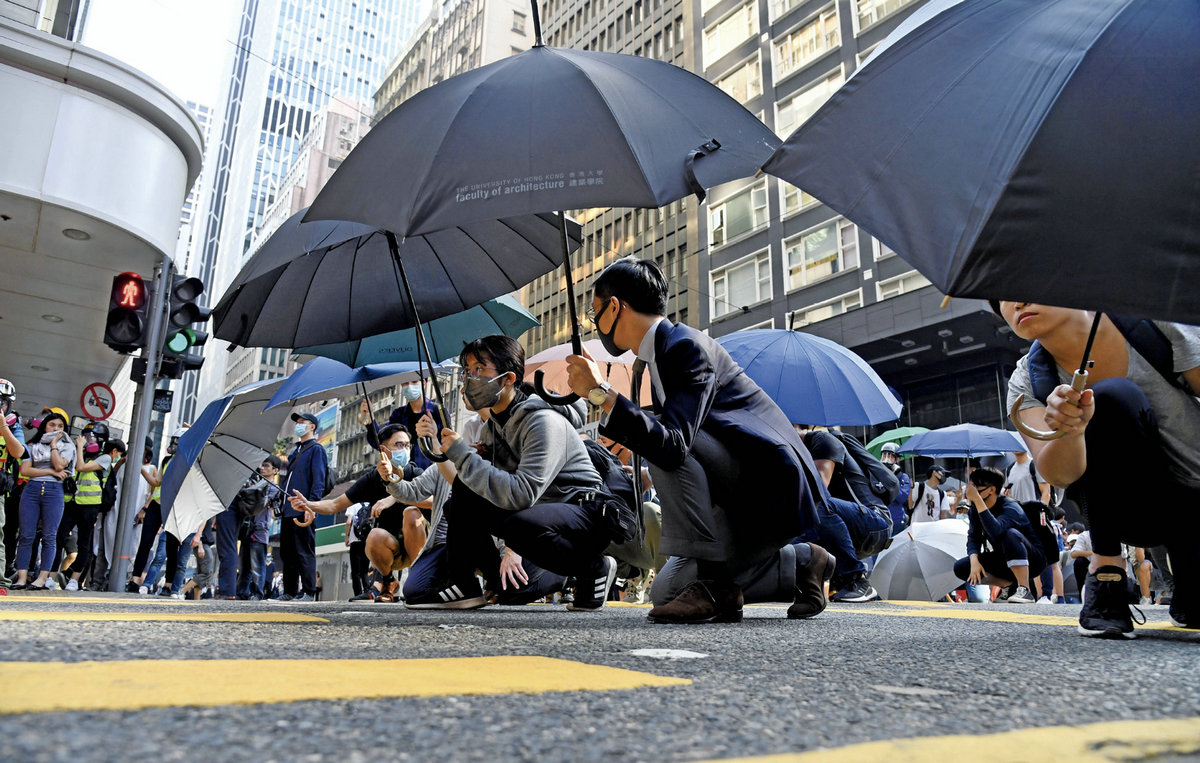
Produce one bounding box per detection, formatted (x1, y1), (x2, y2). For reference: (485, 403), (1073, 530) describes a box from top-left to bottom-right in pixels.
(525, 339), (650, 408)
(899, 423), (1026, 458)
(865, 426), (930, 458)
(263, 357), (456, 412)
(304, 45), (779, 236)
(716, 329), (901, 426)
(870, 520), (969, 602)
(762, 0), (1200, 324)
(297, 295), (539, 366)
(212, 207), (579, 348)
(160, 378), (289, 538)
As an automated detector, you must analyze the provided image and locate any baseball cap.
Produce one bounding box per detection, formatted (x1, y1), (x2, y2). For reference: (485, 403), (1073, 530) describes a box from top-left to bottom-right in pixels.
(291, 412), (318, 427)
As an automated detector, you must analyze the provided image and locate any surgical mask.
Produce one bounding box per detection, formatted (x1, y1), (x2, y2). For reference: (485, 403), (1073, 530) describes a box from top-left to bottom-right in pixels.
(294, 423), (308, 438)
(390, 448), (410, 469)
(594, 300), (623, 357)
(463, 373), (506, 411)
(401, 385), (422, 403)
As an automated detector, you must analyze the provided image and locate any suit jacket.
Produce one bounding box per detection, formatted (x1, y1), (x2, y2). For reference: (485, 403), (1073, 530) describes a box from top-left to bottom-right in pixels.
(600, 320), (826, 540)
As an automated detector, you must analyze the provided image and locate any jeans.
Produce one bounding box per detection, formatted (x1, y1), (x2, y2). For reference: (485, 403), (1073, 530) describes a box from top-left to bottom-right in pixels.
(144, 532), (168, 588)
(132, 501), (163, 577)
(215, 509), (240, 596)
(16, 480), (65, 572)
(830, 497), (892, 559)
(953, 528), (1046, 584)
(168, 533), (194, 592)
(403, 543), (567, 604)
(816, 497), (866, 585)
(237, 540), (266, 598)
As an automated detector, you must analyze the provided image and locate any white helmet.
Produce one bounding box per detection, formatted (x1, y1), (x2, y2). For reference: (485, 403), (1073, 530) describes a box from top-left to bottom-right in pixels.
(0, 378), (14, 402)
(172, 426), (188, 440)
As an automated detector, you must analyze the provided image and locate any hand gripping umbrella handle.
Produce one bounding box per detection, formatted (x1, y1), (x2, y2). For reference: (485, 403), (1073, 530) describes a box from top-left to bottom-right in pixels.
(1009, 370), (1089, 441)
(534, 368), (580, 405)
(418, 436), (448, 463)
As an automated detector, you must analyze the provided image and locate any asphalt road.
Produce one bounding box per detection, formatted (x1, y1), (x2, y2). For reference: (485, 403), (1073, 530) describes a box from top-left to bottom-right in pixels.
(1, 592), (1197, 762)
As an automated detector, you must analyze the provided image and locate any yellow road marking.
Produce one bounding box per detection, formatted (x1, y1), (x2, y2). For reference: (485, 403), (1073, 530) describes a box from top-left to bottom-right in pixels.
(702, 717), (1200, 762)
(0, 657), (689, 714)
(0, 611), (327, 623)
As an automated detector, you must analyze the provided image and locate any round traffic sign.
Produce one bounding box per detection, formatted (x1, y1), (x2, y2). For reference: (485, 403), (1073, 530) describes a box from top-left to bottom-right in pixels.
(81, 382), (116, 421)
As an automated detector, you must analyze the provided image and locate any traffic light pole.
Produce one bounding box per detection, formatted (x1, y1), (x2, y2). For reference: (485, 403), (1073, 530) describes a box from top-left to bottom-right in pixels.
(109, 261), (173, 592)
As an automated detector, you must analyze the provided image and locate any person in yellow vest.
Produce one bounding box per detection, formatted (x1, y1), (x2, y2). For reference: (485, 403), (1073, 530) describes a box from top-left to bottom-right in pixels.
(63, 424), (125, 591)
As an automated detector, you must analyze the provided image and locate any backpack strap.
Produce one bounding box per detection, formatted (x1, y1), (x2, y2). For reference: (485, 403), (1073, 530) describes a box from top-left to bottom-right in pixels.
(1026, 340), (1061, 404)
(1107, 314), (1184, 391)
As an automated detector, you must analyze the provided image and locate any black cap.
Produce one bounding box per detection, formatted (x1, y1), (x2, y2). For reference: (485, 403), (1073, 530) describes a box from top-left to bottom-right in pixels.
(930, 464), (948, 475)
(291, 412), (318, 427)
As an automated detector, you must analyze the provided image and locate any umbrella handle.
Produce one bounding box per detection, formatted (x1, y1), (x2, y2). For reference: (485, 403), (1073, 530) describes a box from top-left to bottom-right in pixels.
(418, 436), (448, 463)
(533, 368), (581, 405)
(1008, 370), (1088, 441)
(293, 514), (314, 528)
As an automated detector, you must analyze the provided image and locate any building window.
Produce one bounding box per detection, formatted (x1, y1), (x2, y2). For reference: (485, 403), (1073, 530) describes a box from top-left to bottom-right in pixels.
(745, 318), (775, 330)
(775, 68), (844, 138)
(872, 237), (896, 260)
(876, 269), (931, 301)
(513, 11), (526, 34)
(710, 181), (768, 248)
(704, 2), (758, 64)
(774, 7), (839, 81)
(715, 54), (762, 104)
(790, 290), (862, 328)
(781, 181), (819, 217)
(856, 0), (918, 32)
(785, 217), (859, 290)
(711, 250), (772, 318)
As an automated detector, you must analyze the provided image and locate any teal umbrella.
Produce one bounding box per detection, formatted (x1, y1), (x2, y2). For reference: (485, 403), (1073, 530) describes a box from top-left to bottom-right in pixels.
(865, 426), (929, 459)
(296, 295), (538, 366)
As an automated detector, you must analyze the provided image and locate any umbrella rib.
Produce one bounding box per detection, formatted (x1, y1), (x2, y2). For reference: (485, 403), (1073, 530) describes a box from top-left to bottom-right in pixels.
(289, 244), (333, 349)
(505, 215), (564, 271)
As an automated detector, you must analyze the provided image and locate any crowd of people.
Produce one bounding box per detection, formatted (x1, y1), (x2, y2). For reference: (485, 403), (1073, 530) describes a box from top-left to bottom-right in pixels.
(0, 259), (1195, 642)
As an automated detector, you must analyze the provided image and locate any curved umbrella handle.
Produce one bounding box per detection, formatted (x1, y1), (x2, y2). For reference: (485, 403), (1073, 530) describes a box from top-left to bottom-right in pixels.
(534, 368), (580, 405)
(293, 513), (314, 528)
(1009, 370), (1089, 442)
(418, 436), (448, 463)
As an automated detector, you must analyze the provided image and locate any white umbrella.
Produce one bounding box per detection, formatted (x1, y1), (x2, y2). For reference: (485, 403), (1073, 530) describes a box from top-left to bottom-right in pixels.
(870, 520), (968, 602)
(160, 378), (290, 539)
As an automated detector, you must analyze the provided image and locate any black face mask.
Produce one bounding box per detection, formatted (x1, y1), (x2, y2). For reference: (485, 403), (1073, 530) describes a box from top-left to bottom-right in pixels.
(594, 300), (622, 357)
(463, 373), (507, 411)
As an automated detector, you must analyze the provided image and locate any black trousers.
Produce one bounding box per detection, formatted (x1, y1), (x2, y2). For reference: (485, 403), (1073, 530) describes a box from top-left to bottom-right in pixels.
(65, 505), (101, 579)
(4, 482), (22, 577)
(446, 478), (611, 586)
(348, 540), (369, 595)
(280, 519), (316, 595)
(132, 501), (162, 577)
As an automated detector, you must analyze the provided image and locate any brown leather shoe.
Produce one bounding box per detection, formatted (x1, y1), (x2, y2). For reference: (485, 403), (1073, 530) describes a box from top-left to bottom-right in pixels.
(788, 543), (836, 619)
(648, 580), (743, 624)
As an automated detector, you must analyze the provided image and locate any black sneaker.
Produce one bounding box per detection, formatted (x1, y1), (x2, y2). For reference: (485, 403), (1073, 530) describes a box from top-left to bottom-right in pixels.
(278, 593), (295, 602)
(1078, 566), (1136, 639)
(830, 574), (878, 603)
(567, 556), (617, 611)
(993, 583), (1016, 602)
(124, 581), (140, 594)
(404, 577), (487, 609)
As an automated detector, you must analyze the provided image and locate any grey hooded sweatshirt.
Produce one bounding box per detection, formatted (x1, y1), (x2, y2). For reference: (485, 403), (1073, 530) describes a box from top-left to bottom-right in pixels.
(443, 394), (600, 511)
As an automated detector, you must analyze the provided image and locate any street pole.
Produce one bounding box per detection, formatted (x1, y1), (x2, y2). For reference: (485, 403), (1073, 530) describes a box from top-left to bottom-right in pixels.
(109, 261), (172, 592)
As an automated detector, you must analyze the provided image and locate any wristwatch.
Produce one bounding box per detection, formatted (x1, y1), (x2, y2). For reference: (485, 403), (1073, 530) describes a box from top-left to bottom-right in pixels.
(588, 381), (612, 406)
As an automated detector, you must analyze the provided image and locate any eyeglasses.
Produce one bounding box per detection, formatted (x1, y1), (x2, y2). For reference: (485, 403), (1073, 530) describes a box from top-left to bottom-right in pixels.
(583, 300), (616, 331)
(464, 363), (498, 379)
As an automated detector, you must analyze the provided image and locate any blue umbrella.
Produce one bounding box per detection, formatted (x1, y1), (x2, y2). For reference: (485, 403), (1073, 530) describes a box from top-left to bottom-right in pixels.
(160, 378), (290, 538)
(898, 424), (1026, 459)
(262, 357), (456, 412)
(296, 295), (538, 366)
(716, 329), (901, 426)
(762, 0), (1200, 324)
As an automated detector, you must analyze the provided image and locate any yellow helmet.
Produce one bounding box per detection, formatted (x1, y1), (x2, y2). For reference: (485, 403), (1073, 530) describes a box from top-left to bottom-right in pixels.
(41, 406), (69, 424)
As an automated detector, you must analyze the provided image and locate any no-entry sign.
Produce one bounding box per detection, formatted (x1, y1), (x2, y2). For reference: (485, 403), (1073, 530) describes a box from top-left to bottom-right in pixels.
(81, 382), (116, 421)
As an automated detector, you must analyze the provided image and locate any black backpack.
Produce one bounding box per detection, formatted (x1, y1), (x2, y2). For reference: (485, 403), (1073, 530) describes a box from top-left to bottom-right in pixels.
(1019, 500), (1061, 567)
(581, 439), (642, 545)
(99, 465), (119, 513)
(234, 479), (269, 521)
(825, 430), (900, 507)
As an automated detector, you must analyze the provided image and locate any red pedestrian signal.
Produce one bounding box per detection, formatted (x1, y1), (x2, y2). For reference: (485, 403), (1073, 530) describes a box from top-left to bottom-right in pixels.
(104, 272), (148, 353)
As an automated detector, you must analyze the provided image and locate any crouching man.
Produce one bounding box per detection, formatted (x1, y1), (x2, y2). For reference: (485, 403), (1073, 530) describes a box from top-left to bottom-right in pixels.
(953, 467), (1048, 604)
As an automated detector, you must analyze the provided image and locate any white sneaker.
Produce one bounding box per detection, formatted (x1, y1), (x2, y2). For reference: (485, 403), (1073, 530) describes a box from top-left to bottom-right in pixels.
(1139, 595), (1153, 606)
(1035, 596), (1052, 605)
(170, 593), (184, 600)
(138, 585), (149, 595)
(65, 579), (79, 591)
(1008, 585), (1034, 603)
(44, 579), (59, 591)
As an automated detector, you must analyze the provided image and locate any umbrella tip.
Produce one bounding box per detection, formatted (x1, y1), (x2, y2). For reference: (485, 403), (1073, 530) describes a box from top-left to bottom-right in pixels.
(939, 295), (951, 309)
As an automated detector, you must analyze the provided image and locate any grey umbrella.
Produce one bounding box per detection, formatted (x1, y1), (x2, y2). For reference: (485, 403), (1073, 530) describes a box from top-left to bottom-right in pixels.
(305, 3), (779, 402)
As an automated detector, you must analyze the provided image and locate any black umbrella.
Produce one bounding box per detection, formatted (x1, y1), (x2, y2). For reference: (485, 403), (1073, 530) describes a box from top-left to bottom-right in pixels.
(214, 207), (581, 459)
(305, 2), (779, 402)
(762, 0), (1200, 325)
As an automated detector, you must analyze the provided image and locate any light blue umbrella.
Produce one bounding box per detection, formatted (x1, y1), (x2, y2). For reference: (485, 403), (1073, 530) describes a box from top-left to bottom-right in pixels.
(295, 295), (538, 366)
(717, 329), (901, 426)
(160, 378), (290, 538)
(898, 423), (1026, 459)
(262, 357), (455, 412)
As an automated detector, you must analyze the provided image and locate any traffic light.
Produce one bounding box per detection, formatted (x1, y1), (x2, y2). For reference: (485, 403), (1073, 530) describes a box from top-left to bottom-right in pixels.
(161, 275), (211, 378)
(104, 272), (148, 353)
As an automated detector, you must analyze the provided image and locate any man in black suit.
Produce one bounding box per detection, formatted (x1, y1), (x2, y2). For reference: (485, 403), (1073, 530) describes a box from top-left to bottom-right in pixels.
(565, 257), (833, 624)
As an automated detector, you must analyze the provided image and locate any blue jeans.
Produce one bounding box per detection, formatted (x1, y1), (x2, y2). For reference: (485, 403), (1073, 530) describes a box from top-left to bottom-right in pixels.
(237, 540), (266, 598)
(144, 532), (168, 588)
(403, 544), (567, 605)
(819, 497), (891, 585)
(170, 533), (196, 591)
(16, 480), (65, 572)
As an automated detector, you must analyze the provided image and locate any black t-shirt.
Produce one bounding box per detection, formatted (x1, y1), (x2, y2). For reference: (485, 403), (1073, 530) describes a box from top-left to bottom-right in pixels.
(343, 463), (420, 506)
(803, 430), (879, 508)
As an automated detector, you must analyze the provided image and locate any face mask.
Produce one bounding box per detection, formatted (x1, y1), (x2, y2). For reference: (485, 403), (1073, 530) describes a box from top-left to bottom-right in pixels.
(390, 448), (410, 469)
(463, 374), (506, 411)
(594, 300), (622, 357)
(401, 385), (422, 403)
(85, 443), (100, 455)
(294, 423), (308, 438)
(29, 418), (42, 429)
